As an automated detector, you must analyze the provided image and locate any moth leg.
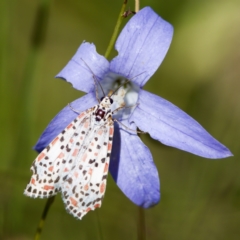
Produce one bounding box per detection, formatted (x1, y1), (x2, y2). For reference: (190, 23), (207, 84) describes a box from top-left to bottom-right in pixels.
(112, 102), (139, 114)
(114, 119), (145, 134)
(68, 103), (81, 114)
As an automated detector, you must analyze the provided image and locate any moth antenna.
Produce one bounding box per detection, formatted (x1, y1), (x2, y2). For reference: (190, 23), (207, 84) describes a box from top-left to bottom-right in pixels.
(112, 102), (139, 114)
(80, 58), (105, 102)
(109, 79), (131, 97)
(109, 71), (146, 97)
(114, 119), (146, 134)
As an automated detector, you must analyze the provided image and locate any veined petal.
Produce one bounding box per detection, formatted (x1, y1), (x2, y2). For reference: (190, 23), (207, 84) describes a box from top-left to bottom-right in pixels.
(34, 92), (98, 153)
(110, 7), (173, 87)
(131, 90), (233, 159)
(56, 42), (109, 93)
(110, 121), (160, 208)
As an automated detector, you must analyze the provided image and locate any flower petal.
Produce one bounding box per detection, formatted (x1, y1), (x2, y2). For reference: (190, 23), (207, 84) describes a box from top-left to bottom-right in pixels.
(34, 92), (98, 153)
(56, 42), (109, 93)
(110, 121), (160, 208)
(131, 90), (233, 159)
(110, 7), (173, 87)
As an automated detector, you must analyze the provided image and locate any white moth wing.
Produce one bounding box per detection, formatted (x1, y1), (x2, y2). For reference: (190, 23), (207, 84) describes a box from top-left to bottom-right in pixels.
(62, 118), (114, 220)
(24, 108), (95, 198)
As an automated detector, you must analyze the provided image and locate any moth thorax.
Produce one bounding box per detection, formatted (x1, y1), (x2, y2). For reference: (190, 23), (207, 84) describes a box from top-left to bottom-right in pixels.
(95, 109), (106, 121)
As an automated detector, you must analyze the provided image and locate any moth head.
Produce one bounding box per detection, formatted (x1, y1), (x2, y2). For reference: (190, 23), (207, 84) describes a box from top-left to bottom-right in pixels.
(100, 96), (113, 107)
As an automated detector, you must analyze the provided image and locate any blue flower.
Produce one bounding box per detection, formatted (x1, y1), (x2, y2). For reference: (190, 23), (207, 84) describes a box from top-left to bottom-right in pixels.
(34, 7), (232, 208)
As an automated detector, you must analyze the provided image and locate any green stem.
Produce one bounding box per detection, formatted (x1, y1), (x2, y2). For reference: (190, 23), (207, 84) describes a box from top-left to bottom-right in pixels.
(137, 133), (146, 240)
(104, 0), (128, 59)
(96, 210), (104, 240)
(34, 197), (55, 240)
(137, 206), (146, 240)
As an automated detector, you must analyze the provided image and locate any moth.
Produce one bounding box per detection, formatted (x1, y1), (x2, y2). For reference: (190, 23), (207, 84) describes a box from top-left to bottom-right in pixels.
(24, 94), (115, 220)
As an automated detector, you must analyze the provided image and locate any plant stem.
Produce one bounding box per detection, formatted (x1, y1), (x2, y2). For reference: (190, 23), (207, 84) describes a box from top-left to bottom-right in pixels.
(137, 206), (146, 240)
(34, 197), (55, 240)
(104, 0), (128, 59)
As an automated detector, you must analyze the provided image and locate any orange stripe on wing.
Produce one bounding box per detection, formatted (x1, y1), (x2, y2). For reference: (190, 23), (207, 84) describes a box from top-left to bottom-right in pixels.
(84, 121), (89, 129)
(52, 137), (59, 146)
(86, 207), (92, 212)
(78, 112), (85, 119)
(108, 143), (112, 151)
(109, 126), (114, 136)
(82, 153), (87, 162)
(100, 182), (106, 193)
(98, 129), (103, 135)
(37, 152), (45, 161)
(48, 166), (54, 172)
(69, 197), (78, 207)
(72, 149), (79, 157)
(104, 163), (109, 173)
(43, 185), (54, 190)
(31, 177), (36, 185)
(88, 168), (93, 175)
(74, 171), (78, 178)
(58, 152), (65, 159)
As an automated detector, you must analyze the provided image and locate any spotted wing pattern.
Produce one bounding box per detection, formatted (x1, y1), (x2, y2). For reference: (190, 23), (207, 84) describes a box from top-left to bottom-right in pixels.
(62, 118), (113, 219)
(24, 110), (92, 199)
(24, 97), (114, 219)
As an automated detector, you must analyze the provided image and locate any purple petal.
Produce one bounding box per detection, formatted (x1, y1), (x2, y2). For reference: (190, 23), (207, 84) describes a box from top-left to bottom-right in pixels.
(131, 90), (232, 159)
(56, 42), (109, 93)
(110, 7), (173, 87)
(34, 92), (97, 153)
(110, 121), (160, 208)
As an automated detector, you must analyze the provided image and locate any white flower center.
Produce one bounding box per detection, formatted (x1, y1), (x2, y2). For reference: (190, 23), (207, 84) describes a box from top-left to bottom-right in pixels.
(98, 72), (140, 120)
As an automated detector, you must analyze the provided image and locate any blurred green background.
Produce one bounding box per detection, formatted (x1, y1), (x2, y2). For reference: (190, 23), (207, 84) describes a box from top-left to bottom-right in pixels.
(1, 0), (240, 239)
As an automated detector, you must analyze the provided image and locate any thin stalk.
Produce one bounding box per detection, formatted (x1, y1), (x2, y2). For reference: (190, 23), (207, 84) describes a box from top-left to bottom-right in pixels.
(34, 197), (55, 240)
(104, 0), (128, 59)
(137, 206), (146, 240)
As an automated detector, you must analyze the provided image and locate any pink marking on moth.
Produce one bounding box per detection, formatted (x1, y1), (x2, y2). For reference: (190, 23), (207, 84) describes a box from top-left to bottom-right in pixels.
(72, 149), (79, 157)
(70, 197), (78, 207)
(98, 129), (103, 135)
(94, 204), (100, 209)
(88, 168), (93, 175)
(74, 172), (78, 178)
(37, 152), (45, 161)
(43, 185), (54, 190)
(48, 166), (54, 172)
(109, 127), (114, 135)
(58, 152), (65, 159)
(31, 178), (36, 185)
(84, 121), (89, 129)
(86, 207), (91, 212)
(78, 112), (85, 119)
(100, 182), (106, 193)
(52, 137), (59, 146)
(108, 143), (112, 151)
(82, 153), (87, 162)
(104, 163), (109, 173)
